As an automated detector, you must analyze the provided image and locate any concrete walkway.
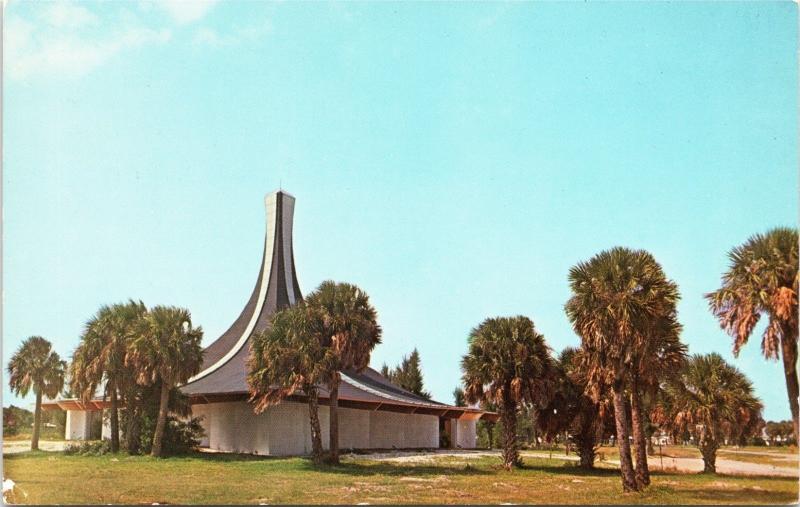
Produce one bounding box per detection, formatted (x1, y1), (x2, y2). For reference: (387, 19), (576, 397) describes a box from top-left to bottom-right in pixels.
(2, 440), (68, 454)
(641, 453), (798, 477)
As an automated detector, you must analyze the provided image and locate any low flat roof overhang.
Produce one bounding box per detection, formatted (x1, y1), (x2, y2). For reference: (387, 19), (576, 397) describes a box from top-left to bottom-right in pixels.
(41, 399), (111, 411)
(44, 392), (498, 422)
(189, 391), (497, 421)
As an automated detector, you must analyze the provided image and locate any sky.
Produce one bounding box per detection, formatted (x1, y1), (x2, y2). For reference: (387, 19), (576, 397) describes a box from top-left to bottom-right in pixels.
(3, 1), (797, 421)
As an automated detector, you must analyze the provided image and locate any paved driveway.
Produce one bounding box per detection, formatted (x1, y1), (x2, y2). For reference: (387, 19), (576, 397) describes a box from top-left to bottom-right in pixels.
(2, 440), (67, 454)
(354, 449), (799, 478)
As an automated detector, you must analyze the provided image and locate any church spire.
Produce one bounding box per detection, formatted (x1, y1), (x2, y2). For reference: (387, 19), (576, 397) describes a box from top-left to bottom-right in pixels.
(187, 190), (302, 383)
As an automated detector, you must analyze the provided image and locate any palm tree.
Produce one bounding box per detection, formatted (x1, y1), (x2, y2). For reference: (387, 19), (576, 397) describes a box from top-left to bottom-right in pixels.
(128, 306), (204, 457)
(248, 304), (332, 465)
(537, 347), (607, 469)
(656, 353), (762, 473)
(70, 300), (147, 453)
(461, 316), (555, 470)
(565, 247), (680, 491)
(706, 228), (798, 438)
(304, 281), (382, 464)
(7, 336), (66, 450)
(629, 317), (686, 485)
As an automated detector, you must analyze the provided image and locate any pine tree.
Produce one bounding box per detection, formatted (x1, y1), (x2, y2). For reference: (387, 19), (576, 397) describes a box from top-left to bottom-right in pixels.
(383, 348), (431, 399)
(453, 387), (466, 407)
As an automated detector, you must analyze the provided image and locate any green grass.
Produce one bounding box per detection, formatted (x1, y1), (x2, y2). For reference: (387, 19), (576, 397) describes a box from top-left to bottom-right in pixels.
(3, 451), (798, 504)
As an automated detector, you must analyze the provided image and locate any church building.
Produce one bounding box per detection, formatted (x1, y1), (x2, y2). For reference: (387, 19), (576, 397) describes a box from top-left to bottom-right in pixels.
(46, 191), (493, 455)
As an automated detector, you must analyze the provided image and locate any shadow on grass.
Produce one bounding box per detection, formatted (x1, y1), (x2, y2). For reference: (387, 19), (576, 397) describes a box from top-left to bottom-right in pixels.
(644, 466), (800, 482)
(181, 450), (290, 462)
(2, 450), (63, 460)
(298, 460), (493, 477)
(663, 485), (797, 503)
(517, 461), (621, 478)
(175, 450), (493, 477)
(148, 450), (635, 479)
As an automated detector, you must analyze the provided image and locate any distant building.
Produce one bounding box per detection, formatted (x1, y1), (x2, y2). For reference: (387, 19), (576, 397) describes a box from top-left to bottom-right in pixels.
(45, 191), (494, 454)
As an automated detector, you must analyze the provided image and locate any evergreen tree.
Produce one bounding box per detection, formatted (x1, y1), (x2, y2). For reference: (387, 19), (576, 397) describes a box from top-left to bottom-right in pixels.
(383, 348), (431, 399)
(453, 387), (466, 407)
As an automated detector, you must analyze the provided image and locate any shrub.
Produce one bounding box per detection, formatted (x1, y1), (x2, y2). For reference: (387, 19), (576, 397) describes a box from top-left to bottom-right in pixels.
(138, 416), (205, 456)
(64, 440), (112, 456)
(439, 430), (451, 449)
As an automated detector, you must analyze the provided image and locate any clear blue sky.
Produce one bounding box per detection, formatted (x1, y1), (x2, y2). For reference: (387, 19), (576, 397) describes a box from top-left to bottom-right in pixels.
(3, 1), (797, 421)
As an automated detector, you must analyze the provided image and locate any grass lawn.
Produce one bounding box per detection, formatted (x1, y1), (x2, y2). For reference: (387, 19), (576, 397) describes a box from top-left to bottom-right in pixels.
(3, 451), (798, 505)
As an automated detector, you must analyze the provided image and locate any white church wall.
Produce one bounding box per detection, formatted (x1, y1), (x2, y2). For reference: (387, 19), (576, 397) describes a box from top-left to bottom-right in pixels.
(455, 419), (476, 449)
(405, 414), (439, 448)
(208, 401), (237, 452)
(368, 411), (437, 449)
(192, 404), (210, 447)
(191, 401), (443, 455)
(367, 410), (404, 448)
(200, 401), (272, 454)
(101, 410), (111, 440)
(65, 410), (88, 440)
(337, 407), (370, 450)
(265, 401), (311, 455)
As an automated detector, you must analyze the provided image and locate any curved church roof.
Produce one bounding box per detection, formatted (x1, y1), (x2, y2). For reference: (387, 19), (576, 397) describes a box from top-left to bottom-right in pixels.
(180, 190), (490, 420)
(45, 191), (492, 421)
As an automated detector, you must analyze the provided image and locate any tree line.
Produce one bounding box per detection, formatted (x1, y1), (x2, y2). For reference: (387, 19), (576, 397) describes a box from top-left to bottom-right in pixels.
(456, 227), (796, 492)
(8, 303), (204, 456)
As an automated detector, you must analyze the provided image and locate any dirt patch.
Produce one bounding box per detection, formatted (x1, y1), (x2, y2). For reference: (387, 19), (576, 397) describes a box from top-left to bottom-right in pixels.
(398, 476), (449, 483)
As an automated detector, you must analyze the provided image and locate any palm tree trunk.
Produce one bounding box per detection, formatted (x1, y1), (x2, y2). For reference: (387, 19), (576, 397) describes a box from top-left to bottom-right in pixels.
(307, 387), (324, 465)
(151, 382), (170, 457)
(780, 331), (799, 439)
(612, 385), (639, 492)
(577, 415), (598, 469)
(123, 387), (142, 454)
(487, 423), (494, 450)
(577, 432), (596, 469)
(699, 432), (718, 473)
(328, 372), (340, 464)
(32, 391), (42, 451)
(629, 378), (650, 487)
(126, 404), (140, 454)
(501, 395), (520, 470)
(109, 384), (120, 453)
